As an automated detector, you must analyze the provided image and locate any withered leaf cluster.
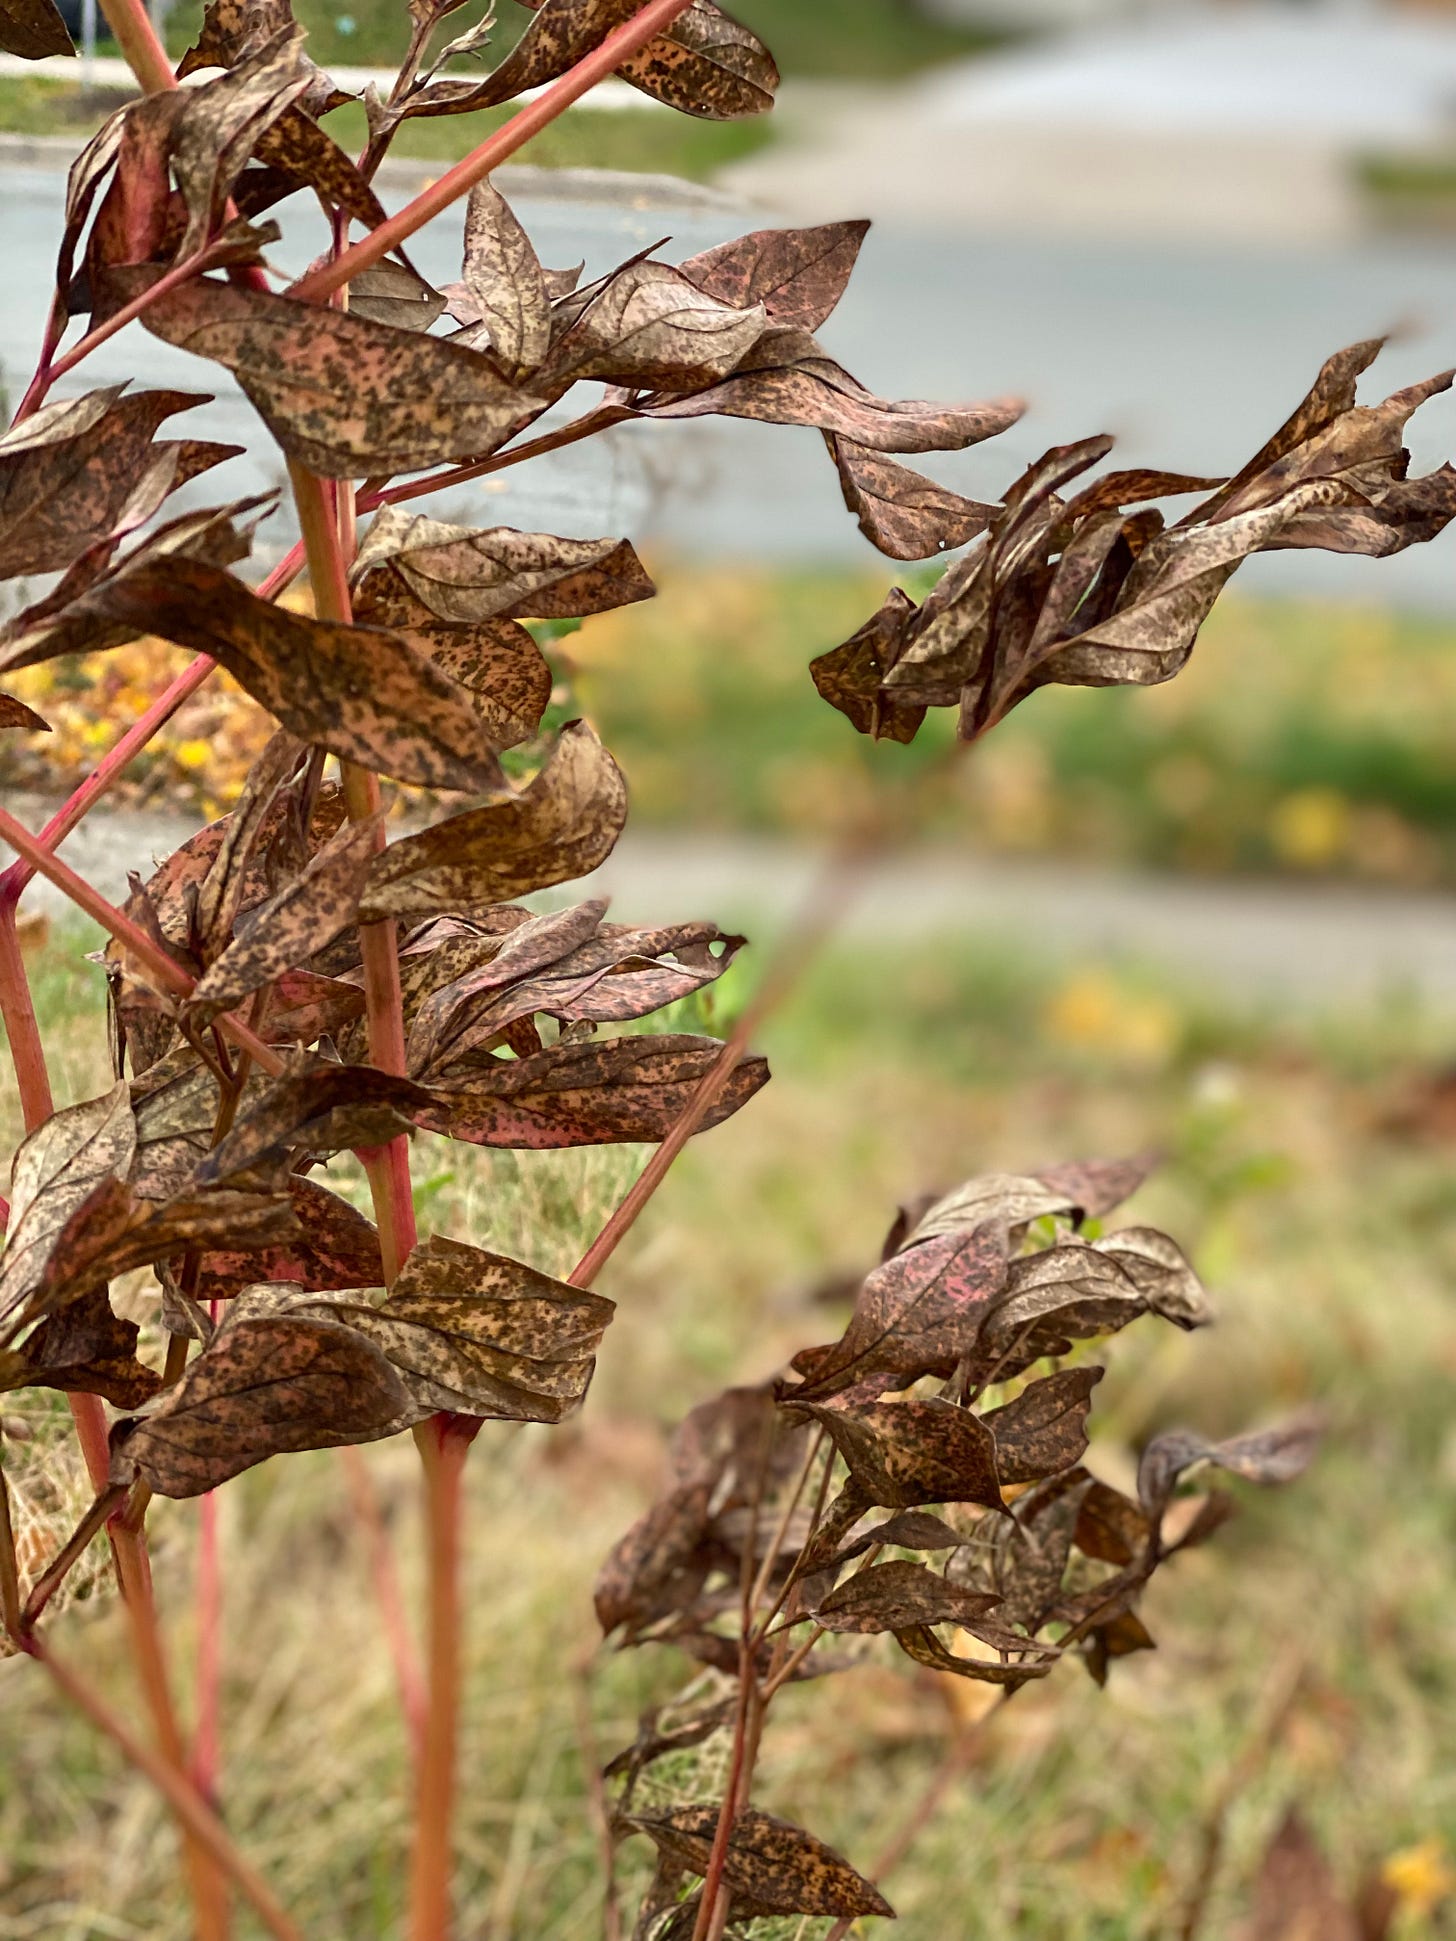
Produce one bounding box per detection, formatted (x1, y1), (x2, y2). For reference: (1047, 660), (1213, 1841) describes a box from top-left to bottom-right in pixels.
(595, 1160), (1317, 1933)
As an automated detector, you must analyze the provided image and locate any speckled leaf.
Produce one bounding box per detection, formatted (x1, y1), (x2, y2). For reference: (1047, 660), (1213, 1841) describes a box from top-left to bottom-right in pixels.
(136, 273), (543, 478)
(1, 1172), (296, 1343)
(0, 498), (264, 674)
(797, 1397), (1003, 1511)
(827, 435), (996, 561)
(112, 1314), (411, 1497)
(360, 722), (626, 920)
(193, 729), (306, 957)
(0, 692), (48, 733)
(195, 1177), (383, 1298)
(813, 1557), (1001, 1634)
(895, 1622), (1055, 1685)
(681, 221), (867, 331)
(187, 812), (381, 1023)
(419, 1033), (768, 1150)
(252, 103), (385, 232)
(199, 1060), (435, 1180)
(346, 260), (447, 332)
(453, 180), (549, 374)
(642, 342), (1022, 455)
(626, 1807), (891, 1919)
(982, 1367), (1103, 1485)
(0, 1084), (135, 1329)
(595, 1479), (713, 1637)
(0, 387), (239, 579)
(549, 260), (765, 389)
(42, 554), (506, 794)
(809, 586), (925, 743)
(0, 0), (71, 57)
(906, 1156), (1155, 1248)
(178, 0), (346, 116)
(167, 31), (315, 259)
(1138, 1420), (1319, 1525)
(5, 1284), (160, 1408)
(352, 572), (552, 750)
(614, 2), (778, 120)
(248, 1233), (615, 1422)
(354, 507), (654, 624)
(788, 1221), (1007, 1400)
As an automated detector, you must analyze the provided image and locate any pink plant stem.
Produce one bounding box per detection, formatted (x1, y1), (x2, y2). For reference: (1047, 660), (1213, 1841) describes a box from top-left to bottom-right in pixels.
(289, 0), (697, 306)
(192, 1301), (224, 1812)
(341, 1445), (427, 1764)
(11, 245), (234, 426)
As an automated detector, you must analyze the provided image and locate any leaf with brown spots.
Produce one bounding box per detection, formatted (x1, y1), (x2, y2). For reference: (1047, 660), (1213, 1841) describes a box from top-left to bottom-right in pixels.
(0, 0), (71, 56)
(624, 1807), (891, 1919)
(809, 587), (925, 743)
(982, 1367), (1103, 1484)
(3, 1284), (161, 1409)
(194, 1178), (383, 1299)
(199, 1060), (436, 1181)
(0, 1084), (136, 1332)
(359, 722), (626, 921)
(14, 553), (506, 795)
(178, 0), (346, 116)
(787, 1220), (1007, 1400)
(812, 1558), (1002, 1635)
(905, 1156), (1155, 1248)
(0, 498), (266, 674)
(681, 221), (867, 332)
(251, 102), (386, 233)
(186, 812), (381, 1024)
(418, 1033), (768, 1150)
(894, 1621), (1056, 1686)
(1138, 1419), (1320, 1526)
(614, 1), (778, 120)
(827, 436), (997, 561)
(595, 1479), (713, 1638)
(0, 692), (48, 733)
(796, 1397), (1003, 1511)
(0, 1172), (297, 1344)
(111, 1314), (412, 1498)
(346, 260), (448, 333)
(449, 180), (550, 375)
(641, 337), (1022, 455)
(548, 260), (766, 390)
(353, 508), (654, 625)
(0, 386), (239, 580)
(133, 272), (544, 478)
(166, 30), (315, 259)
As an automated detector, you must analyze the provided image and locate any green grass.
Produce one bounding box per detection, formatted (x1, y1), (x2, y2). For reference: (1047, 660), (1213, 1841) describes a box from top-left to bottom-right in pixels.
(159, 0), (1004, 81)
(572, 570), (1456, 887)
(1, 918), (1454, 1936)
(0, 74), (769, 179)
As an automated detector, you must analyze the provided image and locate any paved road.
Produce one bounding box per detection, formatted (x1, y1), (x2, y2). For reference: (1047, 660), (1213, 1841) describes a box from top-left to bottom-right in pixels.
(7, 806), (1455, 1013)
(2, 166), (1456, 605)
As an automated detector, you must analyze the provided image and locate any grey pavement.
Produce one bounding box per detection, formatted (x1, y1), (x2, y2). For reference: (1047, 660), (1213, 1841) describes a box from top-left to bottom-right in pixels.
(2, 164), (1455, 604)
(6, 806), (1455, 1014)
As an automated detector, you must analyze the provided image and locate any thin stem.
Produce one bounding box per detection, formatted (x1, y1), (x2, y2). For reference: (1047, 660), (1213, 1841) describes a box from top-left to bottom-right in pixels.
(289, 0), (697, 305)
(689, 1644), (758, 1941)
(95, 0), (176, 94)
(369, 405), (629, 514)
(32, 1636), (305, 1941)
(569, 849), (865, 1291)
(21, 1482), (127, 1630)
(0, 803), (285, 1077)
(0, 1439), (23, 1641)
(193, 1475), (223, 1809)
(408, 1417), (473, 1941)
(341, 1445), (427, 1764)
(12, 243), (234, 425)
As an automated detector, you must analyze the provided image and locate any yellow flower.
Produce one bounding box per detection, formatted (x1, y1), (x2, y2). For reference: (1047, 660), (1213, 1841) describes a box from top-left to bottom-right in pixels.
(174, 739), (213, 772)
(1382, 1837), (1456, 1917)
(1269, 786), (1350, 869)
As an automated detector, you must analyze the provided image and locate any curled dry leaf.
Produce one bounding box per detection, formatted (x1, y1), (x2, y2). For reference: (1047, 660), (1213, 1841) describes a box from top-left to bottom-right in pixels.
(827, 435), (997, 562)
(797, 1397), (1004, 1512)
(111, 1314), (412, 1497)
(0, 386), (239, 580)
(359, 722), (627, 920)
(812, 1557), (1002, 1635)
(199, 1060), (435, 1181)
(905, 1155), (1155, 1247)
(133, 273), (544, 477)
(548, 260), (767, 390)
(0, 692), (49, 733)
(680, 220), (868, 333)
(14, 553), (509, 795)
(0, 0), (71, 57)
(451, 180), (550, 375)
(982, 1366), (1103, 1484)
(0, 1083), (135, 1331)
(3, 1284), (161, 1409)
(186, 812), (382, 1023)
(354, 508), (654, 625)
(418, 1033), (769, 1150)
(193, 1177), (383, 1298)
(346, 261), (448, 333)
(625, 1806), (892, 1919)
(614, 1), (778, 120)
(1138, 1420), (1321, 1525)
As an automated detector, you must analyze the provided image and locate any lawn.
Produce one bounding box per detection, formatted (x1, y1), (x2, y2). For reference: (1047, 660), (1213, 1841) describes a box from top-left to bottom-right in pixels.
(9, 580), (1456, 890)
(1, 914), (1454, 1937)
